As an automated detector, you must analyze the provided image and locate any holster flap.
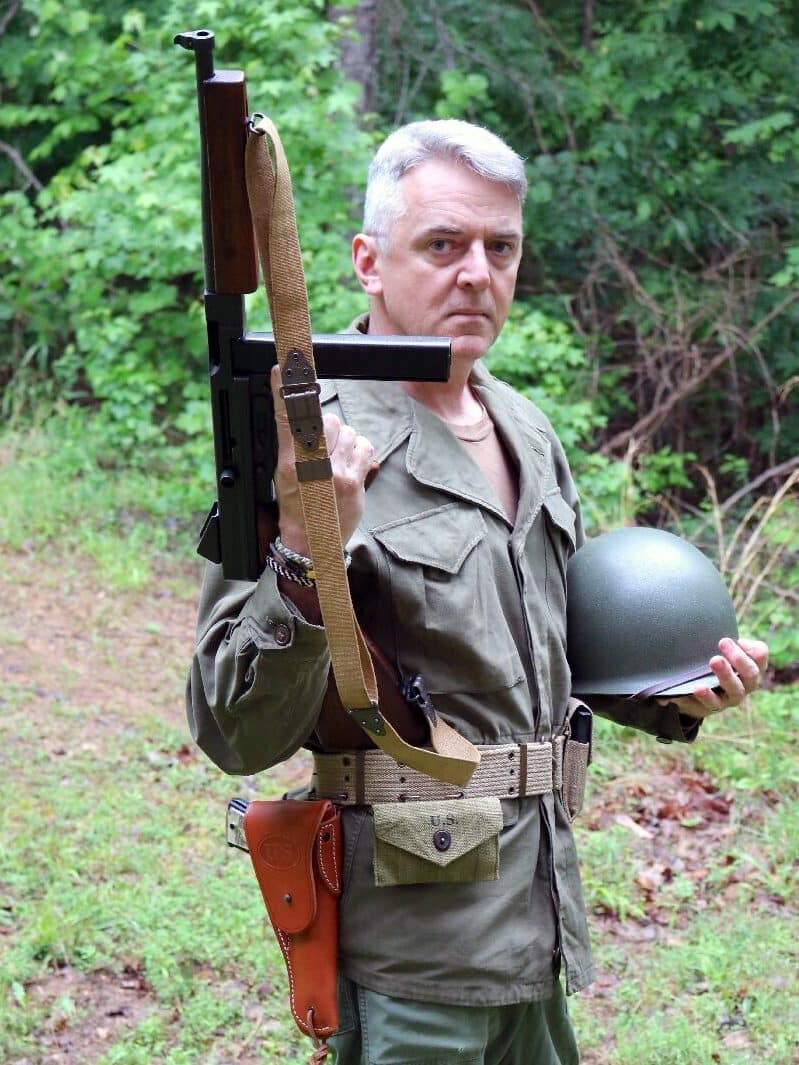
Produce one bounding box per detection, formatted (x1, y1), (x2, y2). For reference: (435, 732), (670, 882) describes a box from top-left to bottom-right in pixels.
(243, 799), (333, 935)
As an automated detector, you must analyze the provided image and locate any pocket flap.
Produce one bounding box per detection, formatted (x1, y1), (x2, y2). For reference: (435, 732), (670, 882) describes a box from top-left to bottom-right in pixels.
(372, 797), (502, 868)
(372, 504), (485, 574)
(542, 488), (577, 547)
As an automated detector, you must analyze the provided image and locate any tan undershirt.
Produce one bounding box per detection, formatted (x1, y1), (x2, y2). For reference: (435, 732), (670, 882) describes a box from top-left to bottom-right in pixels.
(444, 404), (519, 524)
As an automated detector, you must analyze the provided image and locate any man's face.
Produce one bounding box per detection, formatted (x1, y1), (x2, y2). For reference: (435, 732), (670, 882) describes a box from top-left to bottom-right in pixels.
(359, 158), (523, 362)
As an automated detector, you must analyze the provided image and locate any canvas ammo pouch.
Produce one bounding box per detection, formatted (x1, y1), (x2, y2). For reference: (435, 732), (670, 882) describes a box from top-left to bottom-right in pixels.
(371, 796), (503, 886)
(242, 800), (342, 1045)
(561, 697), (592, 822)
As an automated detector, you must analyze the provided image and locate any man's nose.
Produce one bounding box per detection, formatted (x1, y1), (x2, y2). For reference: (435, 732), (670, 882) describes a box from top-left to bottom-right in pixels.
(457, 242), (491, 290)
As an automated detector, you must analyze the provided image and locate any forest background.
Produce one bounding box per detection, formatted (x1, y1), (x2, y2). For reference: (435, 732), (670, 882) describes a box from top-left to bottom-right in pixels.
(0, 1), (797, 1063)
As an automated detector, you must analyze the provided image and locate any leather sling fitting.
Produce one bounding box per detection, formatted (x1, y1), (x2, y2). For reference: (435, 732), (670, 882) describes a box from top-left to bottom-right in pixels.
(244, 115), (480, 788)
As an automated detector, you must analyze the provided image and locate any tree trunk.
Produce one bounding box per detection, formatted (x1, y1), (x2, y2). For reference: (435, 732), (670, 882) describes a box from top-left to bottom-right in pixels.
(329, 0), (379, 117)
(582, 0), (594, 51)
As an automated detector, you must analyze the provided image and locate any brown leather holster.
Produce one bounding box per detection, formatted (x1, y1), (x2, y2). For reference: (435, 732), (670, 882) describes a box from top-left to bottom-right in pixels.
(243, 799), (342, 1042)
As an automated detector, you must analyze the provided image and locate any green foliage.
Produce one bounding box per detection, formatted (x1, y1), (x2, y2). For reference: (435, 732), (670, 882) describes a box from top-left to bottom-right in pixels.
(485, 308), (704, 525)
(373, 0), (799, 491)
(0, 0), (372, 454)
(434, 70), (490, 119)
(486, 305), (603, 452)
(0, 409), (211, 586)
(0, 0), (796, 658)
(484, 304), (629, 524)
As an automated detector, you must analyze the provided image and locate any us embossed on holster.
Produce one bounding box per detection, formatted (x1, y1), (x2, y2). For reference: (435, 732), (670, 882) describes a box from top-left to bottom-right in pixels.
(243, 799), (342, 1047)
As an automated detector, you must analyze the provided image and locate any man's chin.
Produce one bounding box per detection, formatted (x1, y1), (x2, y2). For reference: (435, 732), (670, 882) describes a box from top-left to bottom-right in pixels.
(449, 334), (495, 361)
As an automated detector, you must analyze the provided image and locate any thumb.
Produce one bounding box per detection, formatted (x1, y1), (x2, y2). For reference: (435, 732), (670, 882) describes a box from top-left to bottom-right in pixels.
(270, 363), (296, 457)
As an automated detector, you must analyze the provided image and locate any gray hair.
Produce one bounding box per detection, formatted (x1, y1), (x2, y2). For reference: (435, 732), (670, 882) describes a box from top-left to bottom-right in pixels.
(363, 119), (527, 246)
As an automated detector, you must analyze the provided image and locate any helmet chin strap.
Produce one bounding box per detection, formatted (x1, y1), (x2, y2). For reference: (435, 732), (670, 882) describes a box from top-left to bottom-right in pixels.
(630, 665), (719, 700)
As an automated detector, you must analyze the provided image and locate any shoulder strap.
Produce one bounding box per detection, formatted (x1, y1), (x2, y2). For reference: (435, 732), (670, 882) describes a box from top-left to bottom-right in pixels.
(244, 115), (479, 788)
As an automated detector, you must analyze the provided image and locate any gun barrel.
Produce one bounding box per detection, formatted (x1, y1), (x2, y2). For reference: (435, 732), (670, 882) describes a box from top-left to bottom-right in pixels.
(175, 30), (257, 295)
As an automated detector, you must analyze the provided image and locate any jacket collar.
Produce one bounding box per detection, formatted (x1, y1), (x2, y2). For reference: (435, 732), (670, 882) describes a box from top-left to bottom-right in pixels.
(329, 316), (555, 523)
(471, 366), (555, 537)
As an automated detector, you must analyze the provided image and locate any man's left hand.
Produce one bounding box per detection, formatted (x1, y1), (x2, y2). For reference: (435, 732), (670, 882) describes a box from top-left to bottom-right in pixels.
(664, 637), (770, 719)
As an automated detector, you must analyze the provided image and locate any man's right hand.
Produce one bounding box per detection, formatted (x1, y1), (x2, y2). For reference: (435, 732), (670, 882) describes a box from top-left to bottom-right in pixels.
(270, 364), (377, 556)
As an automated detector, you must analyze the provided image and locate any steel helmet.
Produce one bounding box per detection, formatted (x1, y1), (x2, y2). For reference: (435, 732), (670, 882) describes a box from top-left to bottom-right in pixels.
(566, 526), (738, 698)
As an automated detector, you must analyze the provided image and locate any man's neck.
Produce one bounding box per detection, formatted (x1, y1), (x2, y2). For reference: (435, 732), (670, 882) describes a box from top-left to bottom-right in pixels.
(401, 372), (483, 424)
(362, 309), (483, 422)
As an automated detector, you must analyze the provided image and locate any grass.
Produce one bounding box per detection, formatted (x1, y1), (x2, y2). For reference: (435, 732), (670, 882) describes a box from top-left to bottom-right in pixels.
(4, 666), (795, 1064)
(570, 702), (799, 1064)
(0, 683), (308, 1063)
(0, 408), (212, 590)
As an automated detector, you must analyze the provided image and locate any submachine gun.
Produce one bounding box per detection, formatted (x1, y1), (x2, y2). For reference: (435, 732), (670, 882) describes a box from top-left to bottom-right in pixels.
(175, 29), (451, 581)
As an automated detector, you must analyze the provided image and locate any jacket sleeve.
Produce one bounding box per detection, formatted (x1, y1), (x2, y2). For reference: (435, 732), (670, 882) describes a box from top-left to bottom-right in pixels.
(186, 561), (331, 775)
(586, 694), (702, 744)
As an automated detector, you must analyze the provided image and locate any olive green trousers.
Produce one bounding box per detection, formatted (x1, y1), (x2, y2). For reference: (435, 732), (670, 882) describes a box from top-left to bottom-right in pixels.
(327, 979), (579, 1064)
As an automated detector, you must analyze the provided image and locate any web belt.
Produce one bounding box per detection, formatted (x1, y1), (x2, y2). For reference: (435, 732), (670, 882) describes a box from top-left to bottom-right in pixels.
(311, 739), (566, 806)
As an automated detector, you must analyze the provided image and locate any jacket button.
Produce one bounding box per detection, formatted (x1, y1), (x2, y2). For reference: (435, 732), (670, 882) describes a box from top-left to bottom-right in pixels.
(274, 623), (291, 646)
(433, 830), (451, 852)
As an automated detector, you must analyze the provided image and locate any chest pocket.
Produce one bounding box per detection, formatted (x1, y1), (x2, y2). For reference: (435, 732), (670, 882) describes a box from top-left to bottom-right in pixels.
(372, 503), (524, 695)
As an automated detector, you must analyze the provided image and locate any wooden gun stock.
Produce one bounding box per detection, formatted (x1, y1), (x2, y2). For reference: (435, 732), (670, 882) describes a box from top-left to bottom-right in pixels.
(204, 71), (258, 295)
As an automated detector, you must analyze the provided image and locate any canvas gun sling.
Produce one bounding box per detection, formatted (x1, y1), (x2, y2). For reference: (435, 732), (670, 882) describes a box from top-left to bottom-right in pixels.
(244, 115), (480, 788)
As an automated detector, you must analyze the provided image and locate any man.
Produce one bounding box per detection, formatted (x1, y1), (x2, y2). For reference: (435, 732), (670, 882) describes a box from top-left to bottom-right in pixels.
(187, 120), (768, 1063)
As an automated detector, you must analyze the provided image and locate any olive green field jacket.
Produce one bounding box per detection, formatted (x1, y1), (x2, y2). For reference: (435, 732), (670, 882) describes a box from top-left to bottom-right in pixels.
(187, 362), (697, 1006)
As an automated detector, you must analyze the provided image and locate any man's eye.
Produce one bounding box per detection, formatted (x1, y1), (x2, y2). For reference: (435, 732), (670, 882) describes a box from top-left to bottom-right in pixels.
(491, 241), (515, 256)
(429, 239), (452, 252)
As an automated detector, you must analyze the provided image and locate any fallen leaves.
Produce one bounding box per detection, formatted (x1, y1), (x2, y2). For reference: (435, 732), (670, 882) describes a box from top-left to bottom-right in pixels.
(582, 761), (778, 938)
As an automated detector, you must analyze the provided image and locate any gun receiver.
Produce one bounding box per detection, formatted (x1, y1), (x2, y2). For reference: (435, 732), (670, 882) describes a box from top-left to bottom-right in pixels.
(176, 30), (450, 581)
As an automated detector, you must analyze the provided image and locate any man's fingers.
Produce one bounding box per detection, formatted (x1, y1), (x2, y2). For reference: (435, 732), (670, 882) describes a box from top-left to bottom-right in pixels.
(269, 366), (375, 545)
(327, 422), (375, 474)
(346, 433), (377, 473)
(716, 637), (766, 693)
(708, 654), (746, 700)
(736, 637), (769, 676)
(323, 411), (342, 454)
(677, 635), (770, 719)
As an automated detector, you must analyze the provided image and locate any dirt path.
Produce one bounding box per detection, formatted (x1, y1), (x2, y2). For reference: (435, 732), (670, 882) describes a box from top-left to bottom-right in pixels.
(0, 551), (200, 730)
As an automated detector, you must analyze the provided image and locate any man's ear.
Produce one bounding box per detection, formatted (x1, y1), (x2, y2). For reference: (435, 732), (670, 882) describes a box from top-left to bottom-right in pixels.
(352, 233), (383, 296)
